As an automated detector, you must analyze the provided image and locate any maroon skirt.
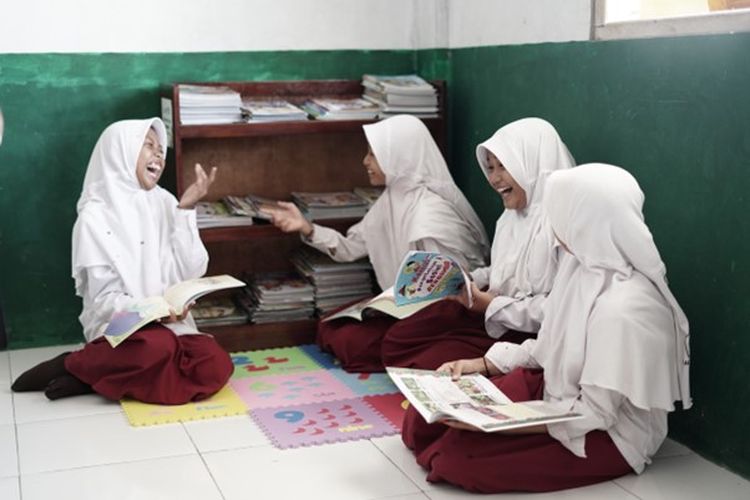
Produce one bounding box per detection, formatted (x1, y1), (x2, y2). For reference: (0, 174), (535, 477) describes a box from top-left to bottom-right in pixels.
(317, 310), (397, 373)
(66, 324), (233, 405)
(401, 368), (632, 493)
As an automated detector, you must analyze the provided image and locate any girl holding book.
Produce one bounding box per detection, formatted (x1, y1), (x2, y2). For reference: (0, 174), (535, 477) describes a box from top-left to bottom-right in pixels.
(12, 118), (234, 403)
(381, 118), (575, 369)
(401, 165), (692, 493)
(270, 114), (490, 372)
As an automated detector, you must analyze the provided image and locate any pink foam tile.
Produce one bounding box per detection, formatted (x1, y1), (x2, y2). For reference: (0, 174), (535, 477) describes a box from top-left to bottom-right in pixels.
(251, 398), (399, 449)
(230, 370), (356, 409)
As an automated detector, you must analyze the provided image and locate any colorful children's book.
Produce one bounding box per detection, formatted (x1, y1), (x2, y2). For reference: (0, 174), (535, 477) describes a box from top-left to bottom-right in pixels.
(393, 251), (472, 307)
(386, 367), (583, 432)
(102, 275), (246, 348)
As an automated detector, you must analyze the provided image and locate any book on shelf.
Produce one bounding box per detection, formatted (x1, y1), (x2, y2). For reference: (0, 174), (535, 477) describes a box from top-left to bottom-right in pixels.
(196, 201), (254, 228)
(386, 367), (584, 432)
(178, 85), (243, 125)
(240, 98), (308, 122)
(192, 296), (249, 328)
(300, 97), (379, 121)
(102, 275), (246, 347)
(323, 251), (471, 322)
(240, 272), (316, 324)
(353, 186), (384, 207)
(291, 191), (369, 220)
(361, 74), (436, 96)
(362, 87), (438, 107)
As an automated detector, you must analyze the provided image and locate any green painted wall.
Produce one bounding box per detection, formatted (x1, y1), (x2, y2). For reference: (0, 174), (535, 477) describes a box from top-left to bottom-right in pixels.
(447, 33), (750, 478)
(0, 50), (419, 348)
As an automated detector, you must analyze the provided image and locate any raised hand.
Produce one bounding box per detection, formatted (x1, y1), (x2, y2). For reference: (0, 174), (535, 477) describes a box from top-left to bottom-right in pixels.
(436, 357), (487, 381)
(179, 163), (218, 209)
(270, 201), (314, 237)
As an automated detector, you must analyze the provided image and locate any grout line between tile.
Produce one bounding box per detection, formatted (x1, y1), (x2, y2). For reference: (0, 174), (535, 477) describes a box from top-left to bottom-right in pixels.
(181, 421), (227, 500)
(611, 478), (645, 499)
(369, 437), (430, 495)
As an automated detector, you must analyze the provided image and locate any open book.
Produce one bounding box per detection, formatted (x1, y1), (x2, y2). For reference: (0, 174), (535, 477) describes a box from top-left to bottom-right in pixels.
(387, 367), (583, 432)
(102, 275), (246, 348)
(322, 251), (471, 322)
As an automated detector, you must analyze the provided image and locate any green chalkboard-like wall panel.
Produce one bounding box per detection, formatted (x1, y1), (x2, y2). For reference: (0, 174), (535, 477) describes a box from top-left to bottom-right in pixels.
(0, 51), (419, 348)
(448, 33), (750, 478)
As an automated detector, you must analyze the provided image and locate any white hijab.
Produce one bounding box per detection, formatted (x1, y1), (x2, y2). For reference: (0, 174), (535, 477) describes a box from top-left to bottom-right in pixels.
(476, 118), (575, 296)
(362, 115), (489, 289)
(536, 164), (691, 412)
(72, 118), (182, 300)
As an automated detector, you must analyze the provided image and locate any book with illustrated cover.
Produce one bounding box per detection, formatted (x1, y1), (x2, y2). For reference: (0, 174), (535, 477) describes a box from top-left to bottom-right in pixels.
(241, 98), (307, 122)
(386, 367), (583, 432)
(102, 275), (246, 347)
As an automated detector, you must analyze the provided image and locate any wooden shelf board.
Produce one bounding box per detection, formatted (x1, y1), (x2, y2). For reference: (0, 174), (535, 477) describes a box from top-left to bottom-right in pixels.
(199, 218), (360, 243)
(201, 319), (318, 352)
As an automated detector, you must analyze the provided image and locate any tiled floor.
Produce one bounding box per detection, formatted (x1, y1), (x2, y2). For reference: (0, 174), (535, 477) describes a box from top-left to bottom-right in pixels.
(2, 345), (749, 500)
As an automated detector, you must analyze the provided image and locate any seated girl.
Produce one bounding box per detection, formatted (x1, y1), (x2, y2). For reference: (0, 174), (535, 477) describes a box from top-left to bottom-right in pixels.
(401, 164), (692, 493)
(270, 114), (489, 372)
(382, 117), (575, 369)
(12, 118), (233, 404)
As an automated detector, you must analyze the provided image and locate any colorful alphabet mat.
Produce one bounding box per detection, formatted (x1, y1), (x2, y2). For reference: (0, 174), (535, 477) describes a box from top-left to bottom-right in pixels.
(120, 344), (409, 448)
(230, 344), (408, 448)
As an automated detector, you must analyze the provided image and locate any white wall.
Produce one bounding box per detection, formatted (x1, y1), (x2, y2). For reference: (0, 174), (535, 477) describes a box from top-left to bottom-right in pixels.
(0, 0), (440, 53)
(0, 0), (592, 53)
(447, 0), (592, 47)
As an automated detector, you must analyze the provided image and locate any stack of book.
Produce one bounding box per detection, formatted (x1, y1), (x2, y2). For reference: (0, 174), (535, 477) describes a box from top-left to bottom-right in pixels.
(195, 201), (255, 229)
(291, 191), (369, 220)
(241, 98), (308, 122)
(192, 296), (249, 328)
(353, 186), (385, 207)
(291, 248), (375, 315)
(240, 272), (316, 324)
(361, 74), (439, 119)
(222, 194), (280, 221)
(178, 85), (244, 125)
(300, 97), (380, 121)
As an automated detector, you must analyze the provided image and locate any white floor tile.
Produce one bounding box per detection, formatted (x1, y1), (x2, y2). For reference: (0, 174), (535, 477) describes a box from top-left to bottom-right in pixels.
(8, 344), (82, 380)
(12, 391), (121, 424)
(425, 481), (638, 499)
(17, 412), (196, 474)
(183, 414), (269, 453)
(0, 387), (13, 425)
(20, 454), (223, 500)
(204, 440), (422, 500)
(371, 435), (433, 490)
(615, 453), (750, 500)
(0, 477), (20, 500)
(0, 424), (18, 478)
(654, 437), (693, 459)
(378, 494), (430, 500)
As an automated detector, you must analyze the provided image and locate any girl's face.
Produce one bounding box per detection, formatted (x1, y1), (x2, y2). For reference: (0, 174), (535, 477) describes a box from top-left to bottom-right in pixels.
(135, 128), (165, 190)
(363, 146), (386, 186)
(486, 151), (527, 210)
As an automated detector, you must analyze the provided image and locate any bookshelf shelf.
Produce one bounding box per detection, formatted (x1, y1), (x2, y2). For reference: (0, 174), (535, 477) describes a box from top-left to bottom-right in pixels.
(165, 79), (446, 352)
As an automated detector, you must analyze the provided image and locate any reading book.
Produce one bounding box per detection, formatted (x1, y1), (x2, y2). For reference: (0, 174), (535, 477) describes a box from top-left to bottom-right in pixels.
(393, 251), (471, 307)
(322, 251), (471, 322)
(102, 275), (246, 348)
(386, 367), (583, 432)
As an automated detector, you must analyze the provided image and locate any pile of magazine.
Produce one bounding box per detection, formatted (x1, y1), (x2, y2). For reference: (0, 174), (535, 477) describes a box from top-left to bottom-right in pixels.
(241, 98), (308, 122)
(222, 194), (280, 221)
(239, 272), (316, 324)
(300, 97), (379, 121)
(178, 85), (243, 125)
(291, 248), (375, 314)
(195, 201), (255, 229)
(192, 295), (249, 328)
(361, 74), (438, 119)
(291, 191), (369, 220)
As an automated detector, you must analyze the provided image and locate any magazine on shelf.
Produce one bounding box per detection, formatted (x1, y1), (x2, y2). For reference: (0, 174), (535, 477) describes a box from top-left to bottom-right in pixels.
(361, 74), (436, 96)
(102, 275), (246, 348)
(323, 251), (470, 322)
(300, 98), (379, 121)
(241, 98), (308, 122)
(386, 367), (583, 432)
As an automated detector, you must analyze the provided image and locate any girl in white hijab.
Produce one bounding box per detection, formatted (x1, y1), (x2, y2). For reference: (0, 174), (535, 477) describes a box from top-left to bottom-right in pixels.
(382, 118), (574, 369)
(12, 118), (233, 404)
(271, 114), (489, 372)
(401, 164), (691, 493)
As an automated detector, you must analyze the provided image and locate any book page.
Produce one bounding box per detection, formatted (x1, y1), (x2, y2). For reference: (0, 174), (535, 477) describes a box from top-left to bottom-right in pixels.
(163, 275), (245, 311)
(102, 296), (172, 348)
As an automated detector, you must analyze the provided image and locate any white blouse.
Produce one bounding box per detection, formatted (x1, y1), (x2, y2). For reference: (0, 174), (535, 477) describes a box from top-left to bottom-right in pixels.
(77, 208), (207, 342)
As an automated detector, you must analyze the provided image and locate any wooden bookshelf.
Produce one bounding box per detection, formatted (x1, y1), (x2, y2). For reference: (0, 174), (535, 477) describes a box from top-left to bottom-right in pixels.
(165, 79), (446, 351)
